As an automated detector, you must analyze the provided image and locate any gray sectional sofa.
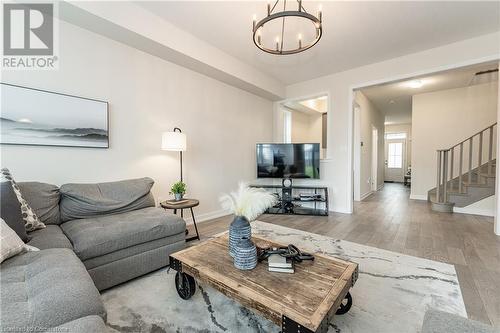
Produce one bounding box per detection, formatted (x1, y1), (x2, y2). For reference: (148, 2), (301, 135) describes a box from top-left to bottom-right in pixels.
(1, 177), (186, 332)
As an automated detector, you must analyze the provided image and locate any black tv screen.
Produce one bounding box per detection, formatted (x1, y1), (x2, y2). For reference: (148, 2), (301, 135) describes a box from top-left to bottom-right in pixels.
(256, 143), (320, 179)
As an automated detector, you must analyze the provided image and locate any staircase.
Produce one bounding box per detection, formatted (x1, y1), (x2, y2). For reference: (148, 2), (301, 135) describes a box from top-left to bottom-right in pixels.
(428, 123), (497, 212)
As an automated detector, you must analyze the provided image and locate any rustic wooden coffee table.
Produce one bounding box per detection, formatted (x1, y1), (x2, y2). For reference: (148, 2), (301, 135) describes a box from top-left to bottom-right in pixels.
(169, 234), (358, 333)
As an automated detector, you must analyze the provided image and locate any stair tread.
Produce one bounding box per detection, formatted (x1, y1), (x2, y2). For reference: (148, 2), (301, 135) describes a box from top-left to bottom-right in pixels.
(478, 172), (496, 178)
(446, 191), (469, 196)
(462, 181), (492, 188)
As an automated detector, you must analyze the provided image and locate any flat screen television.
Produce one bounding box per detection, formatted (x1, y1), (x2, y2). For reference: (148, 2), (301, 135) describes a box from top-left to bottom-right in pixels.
(256, 143), (320, 179)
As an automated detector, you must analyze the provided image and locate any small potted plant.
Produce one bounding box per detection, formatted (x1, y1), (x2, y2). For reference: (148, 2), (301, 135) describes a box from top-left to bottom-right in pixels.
(170, 181), (186, 201)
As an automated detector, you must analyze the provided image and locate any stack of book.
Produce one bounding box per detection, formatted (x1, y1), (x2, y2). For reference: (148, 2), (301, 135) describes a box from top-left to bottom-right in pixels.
(268, 254), (294, 273)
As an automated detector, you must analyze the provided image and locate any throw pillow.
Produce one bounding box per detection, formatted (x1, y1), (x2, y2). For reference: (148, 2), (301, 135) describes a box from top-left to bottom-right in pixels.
(0, 179), (28, 242)
(0, 218), (39, 264)
(0, 168), (46, 232)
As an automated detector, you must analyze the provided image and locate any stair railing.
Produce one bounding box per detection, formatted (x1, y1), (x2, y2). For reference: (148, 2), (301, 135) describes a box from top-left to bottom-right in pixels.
(435, 123), (497, 204)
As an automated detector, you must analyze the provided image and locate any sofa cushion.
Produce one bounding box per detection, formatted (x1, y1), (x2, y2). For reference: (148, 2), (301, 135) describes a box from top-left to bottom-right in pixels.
(27, 225), (72, 250)
(59, 177), (155, 222)
(47, 315), (107, 333)
(83, 232), (185, 270)
(0, 248), (106, 331)
(18, 182), (61, 225)
(1, 179), (28, 242)
(61, 207), (186, 261)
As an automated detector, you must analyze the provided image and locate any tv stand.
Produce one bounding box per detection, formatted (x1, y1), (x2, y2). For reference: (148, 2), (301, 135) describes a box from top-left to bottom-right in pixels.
(250, 183), (329, 216)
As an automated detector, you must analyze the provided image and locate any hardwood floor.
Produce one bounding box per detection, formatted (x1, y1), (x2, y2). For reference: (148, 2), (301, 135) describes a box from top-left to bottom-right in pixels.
(190, 183), (500, 327)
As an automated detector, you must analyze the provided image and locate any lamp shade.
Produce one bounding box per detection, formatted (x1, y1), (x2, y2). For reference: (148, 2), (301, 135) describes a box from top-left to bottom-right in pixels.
(161, 131), (186, 151)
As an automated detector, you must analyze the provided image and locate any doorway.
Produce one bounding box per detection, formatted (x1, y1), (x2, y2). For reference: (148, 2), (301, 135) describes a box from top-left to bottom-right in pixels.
(385, 136), (406, 182)
(278, 95), (328, 159)
(371, 127), (378, 190)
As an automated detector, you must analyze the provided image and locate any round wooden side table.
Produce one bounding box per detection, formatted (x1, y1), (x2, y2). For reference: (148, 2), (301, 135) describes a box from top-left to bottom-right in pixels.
(160, 199), (200, 242)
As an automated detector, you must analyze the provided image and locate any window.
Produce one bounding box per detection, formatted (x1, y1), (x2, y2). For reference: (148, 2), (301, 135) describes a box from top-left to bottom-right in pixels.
(386, 132), (406, 140)
(388, 142), (403, 168)
(283, 110), (292, 143)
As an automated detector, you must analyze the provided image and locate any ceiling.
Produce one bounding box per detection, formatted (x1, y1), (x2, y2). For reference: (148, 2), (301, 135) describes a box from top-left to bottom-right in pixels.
(136, 1), (500, 85)
(284, 95), (328, 115)
(360, 61), (499, 125)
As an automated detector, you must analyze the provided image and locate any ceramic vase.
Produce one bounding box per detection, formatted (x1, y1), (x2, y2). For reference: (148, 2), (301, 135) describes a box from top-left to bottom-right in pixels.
(233, 237), (257, 270)
(174, 193), (183, 201)
(228, 215), (251, 257)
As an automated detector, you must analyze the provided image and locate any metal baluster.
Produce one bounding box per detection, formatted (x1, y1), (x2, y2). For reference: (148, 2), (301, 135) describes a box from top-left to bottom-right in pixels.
(488, 125), (494, 175)
(479, 131), (483, 168)
(450, 148), (454, 191)
(468, 137), (473, 183)
(459, 143), (463, 193)
(436, 151), (441, 202)
(443, 150), (448, 203)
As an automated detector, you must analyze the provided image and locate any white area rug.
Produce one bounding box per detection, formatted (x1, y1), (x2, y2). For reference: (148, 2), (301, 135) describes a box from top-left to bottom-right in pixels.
(103, 221), (466, 333)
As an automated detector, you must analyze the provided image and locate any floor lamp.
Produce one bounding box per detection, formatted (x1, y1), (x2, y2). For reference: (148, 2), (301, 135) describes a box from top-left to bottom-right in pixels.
(161, 127), (187, 182)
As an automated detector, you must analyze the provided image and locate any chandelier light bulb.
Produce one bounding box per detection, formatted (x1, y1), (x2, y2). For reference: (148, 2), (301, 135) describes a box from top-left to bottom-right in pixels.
(275, 36), (280, 51)
(318, 4), (322, 22)
(298, 33), (302, 48)
(267, 0), (271, 15)
(253, 14), (257, 30)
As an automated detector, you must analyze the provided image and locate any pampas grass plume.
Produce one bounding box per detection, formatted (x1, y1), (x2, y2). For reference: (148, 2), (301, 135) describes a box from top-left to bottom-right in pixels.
(220, 182), (277, 221)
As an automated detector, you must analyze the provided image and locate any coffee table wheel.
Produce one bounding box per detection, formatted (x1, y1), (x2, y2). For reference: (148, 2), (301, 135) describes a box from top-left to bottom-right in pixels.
(175, 271), (196, 300)
(336, 292), (352, 315)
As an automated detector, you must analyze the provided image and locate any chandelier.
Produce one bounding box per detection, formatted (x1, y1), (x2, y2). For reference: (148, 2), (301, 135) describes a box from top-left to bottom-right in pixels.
(252, 0), (323, 55)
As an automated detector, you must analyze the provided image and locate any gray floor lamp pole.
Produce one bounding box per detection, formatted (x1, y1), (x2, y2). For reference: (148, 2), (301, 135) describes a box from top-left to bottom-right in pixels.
(173, 127), (183, 182)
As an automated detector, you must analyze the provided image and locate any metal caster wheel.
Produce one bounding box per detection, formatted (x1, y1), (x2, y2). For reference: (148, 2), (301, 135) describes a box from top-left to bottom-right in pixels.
(175, 271), (196, 300)
(336, 292), (352, 315)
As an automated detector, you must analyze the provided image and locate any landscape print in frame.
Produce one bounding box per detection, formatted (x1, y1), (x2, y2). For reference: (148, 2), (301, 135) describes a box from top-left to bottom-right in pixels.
(1, 83), (109, 148)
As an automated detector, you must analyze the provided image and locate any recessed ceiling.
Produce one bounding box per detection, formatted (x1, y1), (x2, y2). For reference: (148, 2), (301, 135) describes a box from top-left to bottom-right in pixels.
(136, 1), (500, 85)
(283, 95), (327, 115)
(360, 62), (499, 125)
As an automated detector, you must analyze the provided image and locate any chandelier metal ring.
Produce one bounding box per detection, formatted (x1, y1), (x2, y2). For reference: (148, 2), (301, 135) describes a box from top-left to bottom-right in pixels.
(252, 1), (323, 55)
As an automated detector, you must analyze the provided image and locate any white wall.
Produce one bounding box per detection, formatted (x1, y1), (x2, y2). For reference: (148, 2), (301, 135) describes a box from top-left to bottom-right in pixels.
(285, 32), (500, 213)
(0, 20), (273, 222)
(354, 91), (385, 200)
(412, 82), (498, 200)
(385, 123), (412, 172)
(291, 110), (312, 142)
(290, 110), (323, 144)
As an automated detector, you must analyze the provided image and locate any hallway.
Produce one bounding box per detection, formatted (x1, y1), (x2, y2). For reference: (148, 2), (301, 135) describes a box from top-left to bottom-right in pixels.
(198, 183), (500, 326)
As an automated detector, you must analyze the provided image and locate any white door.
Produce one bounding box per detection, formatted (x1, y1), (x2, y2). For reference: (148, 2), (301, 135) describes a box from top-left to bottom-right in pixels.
(385, 139), (405, 182)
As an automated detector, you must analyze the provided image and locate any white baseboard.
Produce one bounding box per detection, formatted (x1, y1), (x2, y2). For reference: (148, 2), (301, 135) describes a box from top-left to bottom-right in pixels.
(183, 209), (231, 225)
(360, 191), (373, 201)
(410, 194), (427, 201)
(453, 207), (495, 217)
